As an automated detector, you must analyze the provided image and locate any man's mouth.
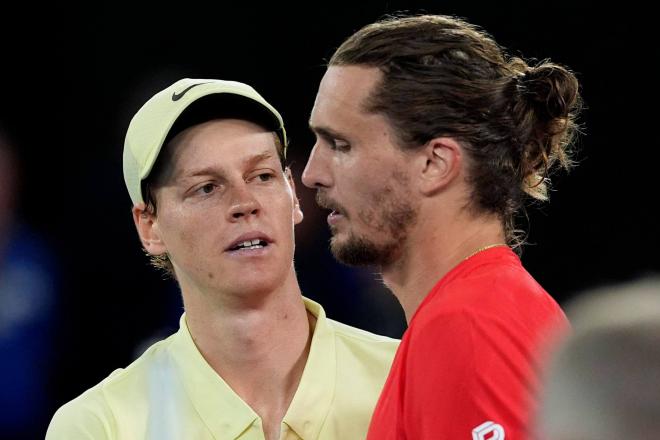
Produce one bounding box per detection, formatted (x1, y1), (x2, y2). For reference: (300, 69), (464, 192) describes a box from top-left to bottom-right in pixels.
(316, 192), (347, 218)
(228, 239), (269, 251)
(225, 232), (273, 252)
(328, 211), (345, 225)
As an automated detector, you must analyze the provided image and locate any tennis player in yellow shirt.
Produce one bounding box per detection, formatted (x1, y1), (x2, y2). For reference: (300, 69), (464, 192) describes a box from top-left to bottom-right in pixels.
(46, 78), (398, 440)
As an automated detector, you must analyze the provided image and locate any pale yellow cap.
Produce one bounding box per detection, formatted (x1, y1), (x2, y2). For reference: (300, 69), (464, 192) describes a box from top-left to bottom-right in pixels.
(123, 78), (287, 205)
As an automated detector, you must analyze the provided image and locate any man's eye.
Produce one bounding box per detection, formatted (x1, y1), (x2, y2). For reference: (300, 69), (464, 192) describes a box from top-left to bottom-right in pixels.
(248, 170), (276, 183)
(331, 140), (350, 152)
(199, 183), (216, 194)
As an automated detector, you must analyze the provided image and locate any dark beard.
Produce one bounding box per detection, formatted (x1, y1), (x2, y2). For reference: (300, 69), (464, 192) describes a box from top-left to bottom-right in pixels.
(317, 170), (417, 268)
(330, 232), (401, 267)
(330, 194), (416, 267)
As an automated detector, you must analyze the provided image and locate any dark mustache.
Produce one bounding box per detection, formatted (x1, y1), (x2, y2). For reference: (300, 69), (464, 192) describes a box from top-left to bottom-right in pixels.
(315, 191), (347, 216)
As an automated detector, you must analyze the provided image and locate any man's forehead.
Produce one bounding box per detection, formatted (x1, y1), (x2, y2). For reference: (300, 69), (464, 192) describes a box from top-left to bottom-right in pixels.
(323, 65), (382, 89)
(186, 149), (279, 179)
(319, 66), (381, 103)
(163, 126), (279, 181)
(170, 119), (273, 154)
(312, 66), (382, 124)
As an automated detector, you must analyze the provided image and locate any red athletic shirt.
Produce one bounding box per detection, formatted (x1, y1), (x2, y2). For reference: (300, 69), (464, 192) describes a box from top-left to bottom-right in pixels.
(367, 247), (568, 440)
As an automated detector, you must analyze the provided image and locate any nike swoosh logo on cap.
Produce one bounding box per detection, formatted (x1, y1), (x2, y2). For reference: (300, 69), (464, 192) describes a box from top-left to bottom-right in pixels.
(171, 82), (210, 101)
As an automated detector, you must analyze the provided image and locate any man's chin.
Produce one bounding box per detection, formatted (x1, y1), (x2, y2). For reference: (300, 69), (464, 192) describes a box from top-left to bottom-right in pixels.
(330, 234), (390, 267)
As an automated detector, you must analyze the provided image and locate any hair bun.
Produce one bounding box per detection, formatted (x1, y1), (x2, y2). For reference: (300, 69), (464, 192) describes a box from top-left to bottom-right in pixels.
(516, 62), (580, 121)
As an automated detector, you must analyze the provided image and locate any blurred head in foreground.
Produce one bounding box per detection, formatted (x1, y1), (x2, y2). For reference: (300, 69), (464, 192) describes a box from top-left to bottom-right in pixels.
(537, 276), (660, 440)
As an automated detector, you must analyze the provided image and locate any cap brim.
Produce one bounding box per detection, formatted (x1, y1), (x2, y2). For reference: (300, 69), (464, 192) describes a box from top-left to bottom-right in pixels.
(165, 93), (285, 148)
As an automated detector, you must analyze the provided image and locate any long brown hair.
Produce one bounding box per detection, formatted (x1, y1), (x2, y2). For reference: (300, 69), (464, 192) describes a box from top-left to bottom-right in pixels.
(330, 15), (582, 247)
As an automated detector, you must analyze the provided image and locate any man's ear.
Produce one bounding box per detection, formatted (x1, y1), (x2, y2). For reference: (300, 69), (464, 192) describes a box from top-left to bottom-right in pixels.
(132, 202), (167, 255)
(416, 137), (463, 196)
(285, 168), (304, 225)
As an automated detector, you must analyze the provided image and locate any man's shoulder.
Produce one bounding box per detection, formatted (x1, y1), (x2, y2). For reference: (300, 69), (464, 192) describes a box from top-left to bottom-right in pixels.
(429, 256), (555, 314)
(328, 317), (400, 345)
(326, 318), (400, 361)
(325, 318), (400, 409)
(46, 334), (176, 439)
(46, 377), (116, 439)
(95, 333), (176, 394)
(305, 296), (400, 355)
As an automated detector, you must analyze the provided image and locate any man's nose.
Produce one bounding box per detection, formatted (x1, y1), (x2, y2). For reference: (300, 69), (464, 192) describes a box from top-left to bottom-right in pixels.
(302, 143), (333, 189)
(227, 186), (261, 221)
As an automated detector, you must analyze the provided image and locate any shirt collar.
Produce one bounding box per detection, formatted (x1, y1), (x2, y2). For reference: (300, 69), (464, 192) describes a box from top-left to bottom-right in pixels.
(283, 297), (336, 439)
(169, 296), (336, 439)
(410, 245), (519, 325)
(169, 313), (259, 439)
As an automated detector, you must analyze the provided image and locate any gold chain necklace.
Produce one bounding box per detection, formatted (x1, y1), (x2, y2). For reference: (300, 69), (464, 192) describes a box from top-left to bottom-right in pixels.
(463, 243), (508, 261)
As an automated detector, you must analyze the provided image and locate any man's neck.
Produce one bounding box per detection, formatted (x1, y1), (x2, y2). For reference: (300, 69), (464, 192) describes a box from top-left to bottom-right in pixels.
(182, 271), (311, 440)
(382, 208), (506, 323)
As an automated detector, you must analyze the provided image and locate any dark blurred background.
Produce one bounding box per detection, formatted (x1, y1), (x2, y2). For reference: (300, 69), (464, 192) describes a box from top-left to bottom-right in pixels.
(1, 2), (657, 438)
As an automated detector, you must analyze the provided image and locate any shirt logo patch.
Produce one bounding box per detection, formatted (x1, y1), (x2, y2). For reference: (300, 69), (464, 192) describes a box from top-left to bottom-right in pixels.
(472, 421), (505, 440)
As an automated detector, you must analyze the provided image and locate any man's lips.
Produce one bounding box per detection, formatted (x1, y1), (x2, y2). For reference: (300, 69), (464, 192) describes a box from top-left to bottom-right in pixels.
(225, 232), (273, 252)
(316, 192), (348, 219)
(328, 211), (345, 226)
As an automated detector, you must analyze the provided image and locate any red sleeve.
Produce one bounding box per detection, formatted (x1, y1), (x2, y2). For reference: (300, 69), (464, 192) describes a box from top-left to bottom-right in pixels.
(402, 310), (528, 439)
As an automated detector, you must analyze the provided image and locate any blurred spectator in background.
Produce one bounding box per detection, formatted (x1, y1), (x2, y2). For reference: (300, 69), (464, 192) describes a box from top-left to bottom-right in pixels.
(0, 127), (60, 439)
(537, 275), (660, 440)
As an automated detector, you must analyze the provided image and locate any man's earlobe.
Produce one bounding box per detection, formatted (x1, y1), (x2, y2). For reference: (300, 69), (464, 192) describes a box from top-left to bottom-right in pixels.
(132, 203), (167, 255)
(285, 169), (305, 225)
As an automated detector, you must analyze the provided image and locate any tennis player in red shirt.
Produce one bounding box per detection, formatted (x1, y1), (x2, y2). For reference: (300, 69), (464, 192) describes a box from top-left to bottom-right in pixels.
(303, 14), (582, 439)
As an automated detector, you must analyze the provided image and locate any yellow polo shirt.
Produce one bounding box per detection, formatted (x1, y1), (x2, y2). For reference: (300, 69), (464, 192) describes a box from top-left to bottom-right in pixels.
(46, 297), (399, 439)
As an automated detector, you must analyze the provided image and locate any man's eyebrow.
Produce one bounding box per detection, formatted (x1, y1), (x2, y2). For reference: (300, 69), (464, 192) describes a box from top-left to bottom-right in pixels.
(308, 122), (348, 141)
(242, 150), (275, 168)
(182, 165), (226, 180)
(178, 150), (276, 183)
